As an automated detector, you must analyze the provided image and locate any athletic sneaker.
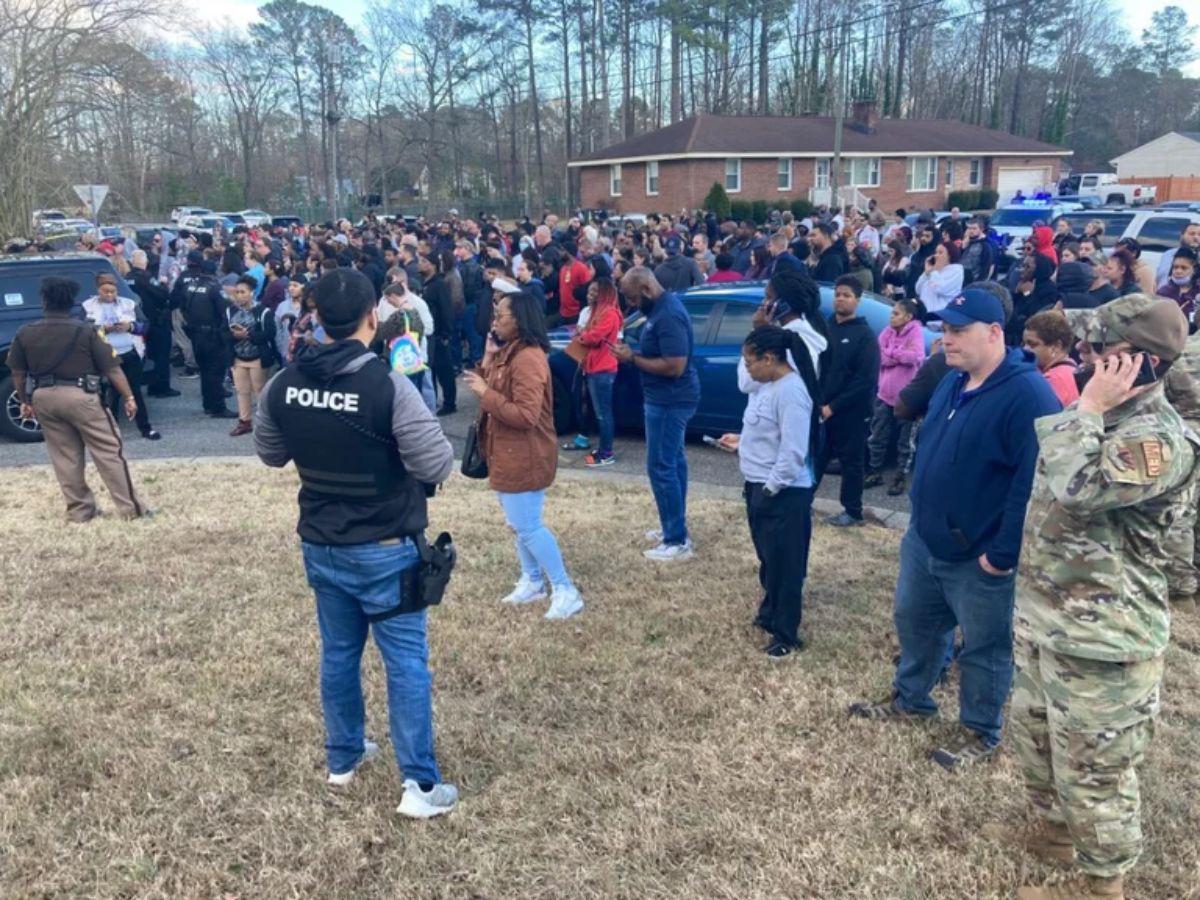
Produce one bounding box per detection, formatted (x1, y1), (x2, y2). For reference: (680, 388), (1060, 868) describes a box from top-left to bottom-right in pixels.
(643, 528), (663, 543)
(930, 730), (998, 771)
(584, 452), (615, 468)
(562, 434), (591, 451)
(397, 780), (459, 819)
(544, 584), (584, 620)
(764, 641), (800, 660)
(644, 540), (694, 562)
(180, 366), (199, 379)
(500, 576), (546, 605)
(326, 739), (380, 786)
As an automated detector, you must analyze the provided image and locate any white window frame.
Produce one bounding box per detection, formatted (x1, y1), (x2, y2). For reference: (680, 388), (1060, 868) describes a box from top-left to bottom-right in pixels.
(725, 158), (742, 193)
(777, 157), (792, 192)
(907, 157), (938, 192)
(968, 158), (982, 187)
(815, 159), (830, 190)
(840, 157), (881, 188)
(610, 164), (622, 197)
(945, 159), (954, 187)
(645, 160), (659, 196)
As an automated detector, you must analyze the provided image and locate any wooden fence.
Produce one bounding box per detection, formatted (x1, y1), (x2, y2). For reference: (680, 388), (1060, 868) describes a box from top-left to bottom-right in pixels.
(1128, 176), (1200, 202)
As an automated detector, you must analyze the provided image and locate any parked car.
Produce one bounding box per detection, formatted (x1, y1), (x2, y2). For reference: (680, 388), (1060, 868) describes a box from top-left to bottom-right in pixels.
(178, 215), (235, 236)
(170, 205), (213, 224)
(270, 215), (304, 229)
(238, 208), (272, 228)
(990, 201), (1083, 262)
(1064, 173), (1155, 207)
(118, 223), (174, 247)
(32, 209), (67, 225)
(0, 252), (133, 442)
(1156, 201), (1200, 213)
(215, 211), (247, 226)
(38, 218), (94, 238)
(546, 281), (937, 437)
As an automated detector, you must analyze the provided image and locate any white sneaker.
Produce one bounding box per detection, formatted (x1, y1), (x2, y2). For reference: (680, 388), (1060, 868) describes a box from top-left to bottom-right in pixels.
(644, 540), (694, 562)
(397, 779), (459, 819)
(644, 528), (663, 543)
(544, 584), (584, 620)
(327, 739), (380, 786)
(501, 575), (546, 604)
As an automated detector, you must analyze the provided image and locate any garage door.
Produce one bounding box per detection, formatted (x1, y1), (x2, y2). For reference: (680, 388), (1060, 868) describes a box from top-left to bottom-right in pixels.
(997, 166), (1051, 203)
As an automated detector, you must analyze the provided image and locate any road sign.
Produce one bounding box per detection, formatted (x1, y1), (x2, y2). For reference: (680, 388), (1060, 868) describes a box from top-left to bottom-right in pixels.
(72, 184), (109, 219)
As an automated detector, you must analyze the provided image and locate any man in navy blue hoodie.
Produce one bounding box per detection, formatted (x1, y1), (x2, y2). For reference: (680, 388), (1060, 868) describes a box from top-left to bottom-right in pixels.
(850, 288), (1060, 770)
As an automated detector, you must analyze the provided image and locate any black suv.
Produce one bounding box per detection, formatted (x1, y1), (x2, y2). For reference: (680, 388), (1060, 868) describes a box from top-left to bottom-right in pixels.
(0, 252), (131, 442)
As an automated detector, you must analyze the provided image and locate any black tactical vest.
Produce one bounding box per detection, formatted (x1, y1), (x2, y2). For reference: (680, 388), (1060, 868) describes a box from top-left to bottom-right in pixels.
(266, 357), (428, 545)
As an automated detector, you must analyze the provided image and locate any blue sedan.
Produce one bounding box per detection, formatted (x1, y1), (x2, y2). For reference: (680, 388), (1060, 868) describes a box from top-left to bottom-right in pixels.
(548, 281), (937, 437)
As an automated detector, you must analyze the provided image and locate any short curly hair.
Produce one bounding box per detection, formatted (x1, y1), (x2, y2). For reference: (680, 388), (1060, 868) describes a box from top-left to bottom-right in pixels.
(1024, 309), (1073, 349)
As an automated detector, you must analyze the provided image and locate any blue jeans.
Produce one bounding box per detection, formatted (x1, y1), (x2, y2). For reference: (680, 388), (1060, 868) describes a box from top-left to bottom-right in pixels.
(497, 490), (572, 588)
(644, 401), (697, 546)
(587, 372), (616, 455)
(891, 528), (1016, 746)
(453, 306), (483, 367)
(301, 540), (441, 784)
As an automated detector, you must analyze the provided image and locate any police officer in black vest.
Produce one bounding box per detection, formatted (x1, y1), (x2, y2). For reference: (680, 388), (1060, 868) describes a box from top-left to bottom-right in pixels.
(170, 250), (235, 418)
(253, 268), (459, 819)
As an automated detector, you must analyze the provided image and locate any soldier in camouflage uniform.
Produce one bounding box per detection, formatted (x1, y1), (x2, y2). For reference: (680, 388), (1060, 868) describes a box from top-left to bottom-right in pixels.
(1162, 326), (1200, 613)
(1002, 295), (1199, 900)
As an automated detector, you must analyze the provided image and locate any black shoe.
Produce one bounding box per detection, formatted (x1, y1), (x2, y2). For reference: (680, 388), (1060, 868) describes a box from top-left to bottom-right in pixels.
(207, 408), (239, 419)
(764, 640), (800, 660)
(180, 367), (199, 379)
(436, 405), (457, 417)
(147, 389), (181, 398)
(887, 473), (908, 496)
(824, 459), (843, 476)
(140, 429), (162, 441)
(863, 471), (884, 489)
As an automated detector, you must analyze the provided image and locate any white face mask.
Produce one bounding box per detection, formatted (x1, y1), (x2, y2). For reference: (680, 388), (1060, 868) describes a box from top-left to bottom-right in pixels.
(1171, 275), (1193, 286)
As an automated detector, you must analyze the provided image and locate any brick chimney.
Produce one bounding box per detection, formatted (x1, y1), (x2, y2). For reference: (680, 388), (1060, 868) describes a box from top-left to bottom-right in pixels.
(850, 98), (879, 134)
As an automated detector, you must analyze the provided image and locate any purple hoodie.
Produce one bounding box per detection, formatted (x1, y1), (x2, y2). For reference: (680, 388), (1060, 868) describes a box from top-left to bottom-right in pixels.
(877, 318), (925, 406)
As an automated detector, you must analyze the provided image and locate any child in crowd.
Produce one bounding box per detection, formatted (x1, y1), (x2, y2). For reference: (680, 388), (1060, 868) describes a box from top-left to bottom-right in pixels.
(1022, 309), (1079, 408)
(865, 299), (925, 496)
(721, 325), (815, 660)
(1158, 247), (1198, 320)
(225, 275), (276, 436)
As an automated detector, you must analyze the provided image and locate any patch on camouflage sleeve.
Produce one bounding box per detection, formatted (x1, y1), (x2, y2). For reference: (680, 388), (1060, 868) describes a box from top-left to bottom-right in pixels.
(1141, 440), (1163, 477)
(1102, 439), (1160, 485)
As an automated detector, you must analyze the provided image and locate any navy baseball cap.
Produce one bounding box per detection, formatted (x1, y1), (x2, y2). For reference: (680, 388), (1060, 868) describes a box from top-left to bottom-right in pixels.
(664, 235), (682, 256)
(934, 289), (1004, 326)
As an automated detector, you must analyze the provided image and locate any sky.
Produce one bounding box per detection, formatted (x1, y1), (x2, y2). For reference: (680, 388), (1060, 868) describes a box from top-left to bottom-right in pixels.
(190, 0), (1200, 75)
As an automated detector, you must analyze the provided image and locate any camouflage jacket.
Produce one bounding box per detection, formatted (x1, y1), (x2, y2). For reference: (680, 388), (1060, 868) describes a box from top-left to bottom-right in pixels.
(1015, 384), (1200, 662)
(1164, 329), (1200, 425)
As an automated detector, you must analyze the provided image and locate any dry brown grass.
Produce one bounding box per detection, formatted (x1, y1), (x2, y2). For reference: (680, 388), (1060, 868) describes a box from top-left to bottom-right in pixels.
(1, 462), (1198, 900)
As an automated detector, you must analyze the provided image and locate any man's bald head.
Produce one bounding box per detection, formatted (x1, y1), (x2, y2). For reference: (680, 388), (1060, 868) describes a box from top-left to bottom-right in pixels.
(620, 265), (663, 304)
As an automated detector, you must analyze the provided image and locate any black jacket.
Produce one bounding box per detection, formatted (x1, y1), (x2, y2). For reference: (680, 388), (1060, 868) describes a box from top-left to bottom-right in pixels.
(1007, 256), (1060, 346)
(822, 315), (880, 417)
(422, 272), (454, 337)
(811, 245), (849, 283)
(127, 268), (172, 327)
(459, 258), (490, 309)
(960, 236), (996, 283)
(170, 266), (226, 331)
(895, 351), (952, 421)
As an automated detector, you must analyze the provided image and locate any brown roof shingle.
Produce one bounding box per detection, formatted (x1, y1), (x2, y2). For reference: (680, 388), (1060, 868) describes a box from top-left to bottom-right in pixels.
(569, 115), (1069, 165)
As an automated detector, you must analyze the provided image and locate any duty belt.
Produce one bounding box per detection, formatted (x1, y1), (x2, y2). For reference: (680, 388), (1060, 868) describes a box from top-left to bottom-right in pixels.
(32, 374), (102, 393)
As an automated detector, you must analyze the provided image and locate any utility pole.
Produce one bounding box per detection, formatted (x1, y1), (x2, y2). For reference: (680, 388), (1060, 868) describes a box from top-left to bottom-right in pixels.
(326, 34), (342, 222)
(830, 18), (847, 213)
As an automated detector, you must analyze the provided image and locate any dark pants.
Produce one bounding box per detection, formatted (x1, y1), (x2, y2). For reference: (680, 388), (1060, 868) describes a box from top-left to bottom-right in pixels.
(815, 408), (868, 519)
(867, 398), (916, 473)
(644, 401), (696, 545)
(432, 337), (456, 410)
(454, 305), (484, 367)
(109, 350), (151, 434)
(144, 321), (174, 394)
(745, 482), (814, 647)
(587, 371), (616, 455)
(191, 331), (229, 414)
(892, 528), (1016, 746)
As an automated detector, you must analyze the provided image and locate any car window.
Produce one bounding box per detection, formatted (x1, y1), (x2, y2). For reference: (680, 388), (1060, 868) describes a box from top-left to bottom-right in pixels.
(2, 263), (134, 309)
(711, 303), (756, 346)
(1136, 217), (1191, 252)
(683, 299), (715, 343)
(990, 209), (1044, 227)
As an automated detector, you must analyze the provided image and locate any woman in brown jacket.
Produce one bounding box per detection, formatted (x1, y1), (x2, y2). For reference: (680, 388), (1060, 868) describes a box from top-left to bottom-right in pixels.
(464, 291), (583, 620)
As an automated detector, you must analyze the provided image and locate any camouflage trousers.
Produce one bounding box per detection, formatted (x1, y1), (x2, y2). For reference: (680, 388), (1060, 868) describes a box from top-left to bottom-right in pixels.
(1164, 488), (1200, 600)
(1010, 632), (1163, 878)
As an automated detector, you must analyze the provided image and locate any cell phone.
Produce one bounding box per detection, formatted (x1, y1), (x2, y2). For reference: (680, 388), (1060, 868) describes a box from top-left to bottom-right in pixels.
(489, 329), (506, 347)
(1132, 353), (1159, 387)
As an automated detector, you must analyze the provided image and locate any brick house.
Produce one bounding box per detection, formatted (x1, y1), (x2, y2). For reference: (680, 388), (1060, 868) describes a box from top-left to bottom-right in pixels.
(569, 103), (1071, 215)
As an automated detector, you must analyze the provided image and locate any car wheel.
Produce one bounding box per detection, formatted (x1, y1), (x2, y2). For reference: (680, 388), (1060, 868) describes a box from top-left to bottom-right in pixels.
(551, 371), (575, 436)
(0, 374), (44, 442)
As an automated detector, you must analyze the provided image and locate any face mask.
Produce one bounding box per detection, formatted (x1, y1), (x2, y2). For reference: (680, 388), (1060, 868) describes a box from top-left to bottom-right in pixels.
(1172, 275), (1193, 286)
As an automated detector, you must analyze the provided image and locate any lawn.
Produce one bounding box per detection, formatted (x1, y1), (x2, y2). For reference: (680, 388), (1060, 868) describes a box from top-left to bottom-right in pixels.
(1, 462), (1198, 899)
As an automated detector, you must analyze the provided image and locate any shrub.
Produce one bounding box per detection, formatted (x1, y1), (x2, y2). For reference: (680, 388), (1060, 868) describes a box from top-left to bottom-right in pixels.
(977, 188), (999, 209)
(702, 182), (731, 220)
(946, 189), (1000, 211)
(789, 198), (816, 220)
(729, 199), (753, 222)
(750, 200), (769, 224)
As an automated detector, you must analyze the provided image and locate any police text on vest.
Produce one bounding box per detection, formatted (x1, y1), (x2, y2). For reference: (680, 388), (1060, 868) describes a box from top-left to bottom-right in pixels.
(284, 386), (360, 412)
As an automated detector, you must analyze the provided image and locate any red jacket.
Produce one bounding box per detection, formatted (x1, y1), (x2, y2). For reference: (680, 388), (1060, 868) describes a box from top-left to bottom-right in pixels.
(576, 302), (621, 374)
(558, 258), (591, 318)
(706, 269), (744, 284)
(1032, 226), (1058, 267)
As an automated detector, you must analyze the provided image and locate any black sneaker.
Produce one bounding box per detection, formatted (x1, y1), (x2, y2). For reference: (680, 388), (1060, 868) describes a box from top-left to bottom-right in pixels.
(207, 408), (238, 419)
(140, 429), (162, 441)
(930, 731), (997, 771)
(887, 473), (908, 496)
(180, 367), (199, 379)
(863, 471), (884, 489)
(764, 641), (798, 660)
(848, 691), (935, 721)
(147, 388), (181, 398)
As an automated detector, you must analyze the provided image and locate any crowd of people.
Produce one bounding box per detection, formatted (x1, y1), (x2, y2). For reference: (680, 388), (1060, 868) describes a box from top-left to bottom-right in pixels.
(9, 197), (1200, 900)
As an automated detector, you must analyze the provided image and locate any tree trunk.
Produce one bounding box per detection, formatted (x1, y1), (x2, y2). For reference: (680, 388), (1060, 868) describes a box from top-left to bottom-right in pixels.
(524, 15), (545, 206)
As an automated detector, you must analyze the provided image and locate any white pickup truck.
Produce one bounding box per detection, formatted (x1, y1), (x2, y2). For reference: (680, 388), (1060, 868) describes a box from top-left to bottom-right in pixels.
(1073, 173), (1156, 207)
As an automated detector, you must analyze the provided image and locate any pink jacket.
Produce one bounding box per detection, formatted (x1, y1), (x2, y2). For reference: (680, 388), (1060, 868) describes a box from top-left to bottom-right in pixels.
(877, 319), (925, 406)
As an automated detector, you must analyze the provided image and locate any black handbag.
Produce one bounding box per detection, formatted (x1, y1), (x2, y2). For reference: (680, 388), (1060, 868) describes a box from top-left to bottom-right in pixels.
(461, 418), (488, 479)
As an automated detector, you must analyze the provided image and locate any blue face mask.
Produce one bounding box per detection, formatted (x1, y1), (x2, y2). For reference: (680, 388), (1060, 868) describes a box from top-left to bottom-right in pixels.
(1172, 275), (1194, 286)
